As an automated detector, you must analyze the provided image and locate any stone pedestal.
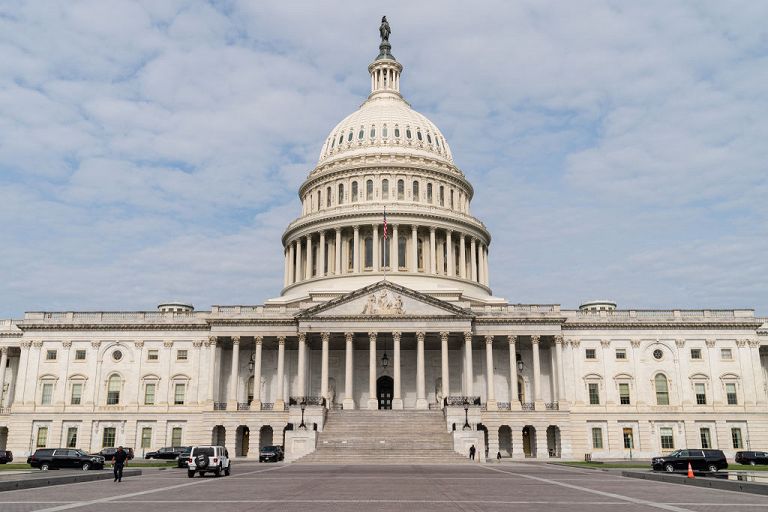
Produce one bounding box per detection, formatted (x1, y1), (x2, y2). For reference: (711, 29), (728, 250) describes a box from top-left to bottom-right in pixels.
(391, 398), (404, 410)
(284, 429), (317, 463)
(453, 430), (485, 463)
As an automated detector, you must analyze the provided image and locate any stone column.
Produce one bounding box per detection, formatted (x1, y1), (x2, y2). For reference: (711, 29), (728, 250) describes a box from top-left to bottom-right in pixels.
(343, 332), (355, 409)
(288, 243), (295, 284)
(318, 231), (326, 277)
(391, 224), (398, 272)
(532, 335), (542, 405)
(335, 228), (342, 275)
(750, 340), (767, 405)
(372, 224), (379, 272)
(440, 332), (449, 407)
(554, 335), (564, 403)
(368, 332), (378, 409)
(470, 238), (478, 282)
(478, 244), (485, 285)
(410, 225), (418, 272)
(207, 336), (217, 404)
(429, 227), (437, 274)
(275, 336), (286, 411)
(446, 230), (453, 277)
(508, 336), (520, 409)
(464, 332), (474, 397)
(0, 347), (7, 407)
(252, 336), (263, 410)
(228, 336), (240, 408)
(295, 239), (302, 282)
(485, 335), (497, 410)
(283, 248), (290, 288)
(459, 234), (467, 279)
(484, 246), (490, 285)
(416, 331), (427, 409)
(297, 332), (307, 398)
(392, 332), (403, 409)
(353, 226), (360, 273)
(306, 235), (313, 279)
(320, 333), (330, 407)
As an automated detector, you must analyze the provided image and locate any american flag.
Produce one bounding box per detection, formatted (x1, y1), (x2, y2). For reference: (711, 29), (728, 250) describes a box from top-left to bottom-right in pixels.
(383, 207), (388, 240)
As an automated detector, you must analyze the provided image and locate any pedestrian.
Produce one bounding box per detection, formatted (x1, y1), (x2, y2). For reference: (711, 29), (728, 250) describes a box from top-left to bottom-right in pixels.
(497, 451), (502, 462)
(112, 446), (128, 482)
(469, 444), (476, 460)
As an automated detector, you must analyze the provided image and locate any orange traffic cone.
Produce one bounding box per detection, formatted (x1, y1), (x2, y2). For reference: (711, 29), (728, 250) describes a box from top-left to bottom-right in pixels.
(687, 462), (695, 478)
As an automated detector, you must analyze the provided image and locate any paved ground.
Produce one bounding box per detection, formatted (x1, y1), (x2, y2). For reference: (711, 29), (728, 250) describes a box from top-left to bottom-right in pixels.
(0, 462), (766, 512)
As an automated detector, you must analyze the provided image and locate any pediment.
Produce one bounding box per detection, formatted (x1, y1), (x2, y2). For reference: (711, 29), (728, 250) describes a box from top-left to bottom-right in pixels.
(296, 281), (473, 319)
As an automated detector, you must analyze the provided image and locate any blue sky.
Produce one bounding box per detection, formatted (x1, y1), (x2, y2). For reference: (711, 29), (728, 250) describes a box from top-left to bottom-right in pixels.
(1, 1), (766, 317)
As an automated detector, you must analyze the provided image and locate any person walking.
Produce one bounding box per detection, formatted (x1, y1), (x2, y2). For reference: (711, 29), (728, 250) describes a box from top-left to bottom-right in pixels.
(497, 451), (502, 463)
(112, 446), (128, 482)
(469, 444), (476, 460)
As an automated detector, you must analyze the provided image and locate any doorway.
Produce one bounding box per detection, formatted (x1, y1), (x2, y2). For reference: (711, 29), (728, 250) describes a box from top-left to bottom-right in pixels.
(377, 376), (393, 409)
(522, 425), (536, 457)
(236, 425), (249, 457)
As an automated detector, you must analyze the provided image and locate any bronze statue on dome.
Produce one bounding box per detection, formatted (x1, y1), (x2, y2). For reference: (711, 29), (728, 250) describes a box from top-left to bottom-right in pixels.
(379, 16), (391, 43)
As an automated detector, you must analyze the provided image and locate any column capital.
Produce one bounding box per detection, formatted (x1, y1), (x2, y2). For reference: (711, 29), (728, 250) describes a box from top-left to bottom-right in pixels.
(254, 336), (263, 345)
(344, 332), (354, 343)
(231, 336), (240, 346)
(90, 340), (101, 349)
(629, 338), (640, 348)
(459, 232), (466, 240)
(705, 338), (716, 348)
(0, 346), (7, 355)
(570, 339), (581, 348)
(335, 226), (341, 233)
(736, 338), (748, 348)
(321, 332), (330, 343)
(277, 336), (286, 346)
(192, 340), (203, 348)
(305, 233), (312, 240)
(164, 340), (174, 348)
(416, 331), (425, 342)
(675, 338), (686, 349)
(368, 332), (378, 341)
(439, 331), (449, 342)
(353, 225), (360, 232)
(554, 335), (564, 345)
(600, 339), (610, 348)
(411, 224), (418, 232)
(32, 340), (43, 348)
(20, 340), (32, 349)
(298, 332), (306, 343)
(464, 331), (473, 342)
(429, 226), (435, 233)
(392, 331), (401, 342)
(531, 335), (540, 345)
(507, 335), (517, 345)
(749, 339), (761, 349)
(485, 335), (494, 345)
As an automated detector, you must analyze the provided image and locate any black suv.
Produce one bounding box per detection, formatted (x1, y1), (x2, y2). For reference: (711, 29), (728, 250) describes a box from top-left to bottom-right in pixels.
(652, 449), (728, 473)
(259, 445), (284, 463)
(27, 448), (105, 470)
(94, 447), (135, 460)
(176, 446), (193, 467)
(735, 451), (768, 466)
(0, 450), (12, 464)
(145, 446), (184, 460)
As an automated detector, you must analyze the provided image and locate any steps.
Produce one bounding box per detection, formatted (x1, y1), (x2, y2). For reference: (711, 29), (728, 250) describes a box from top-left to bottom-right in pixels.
(297, 409), (469, 464)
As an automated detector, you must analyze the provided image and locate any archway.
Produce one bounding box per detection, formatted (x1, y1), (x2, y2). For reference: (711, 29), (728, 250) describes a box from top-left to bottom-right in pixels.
(498, 426), (512, 457)
(377, 376), (393, 409)
(546, 426), (561, 458)
(211, 425), (226, 446)
(0, 427), (8, 450)
(522, 425), (536, 458)
(259, 425), (273, 448)
(477, 423), (489, 458)
(236, 425), (250, 457)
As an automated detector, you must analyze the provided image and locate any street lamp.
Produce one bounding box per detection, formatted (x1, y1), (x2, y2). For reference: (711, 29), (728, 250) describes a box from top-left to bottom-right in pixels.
(463, 404), (470, 431)
(248, 353), (255, 373)
(516, 357), (524, 372)
(381, 339), (389, 368)
(299, 402), (307, 430)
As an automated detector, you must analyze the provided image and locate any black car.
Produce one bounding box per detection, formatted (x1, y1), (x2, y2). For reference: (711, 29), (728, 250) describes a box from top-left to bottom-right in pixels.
(176, 446), (193, 468)
(27, 448), (105, 470)
(735, 451), (768, 466)
(259, 445), (284, 463)
(94, 447), (134, 460)
(145, 446), (184, 460)
(652, 449), (728, 473)
(0, 450), (12, 464)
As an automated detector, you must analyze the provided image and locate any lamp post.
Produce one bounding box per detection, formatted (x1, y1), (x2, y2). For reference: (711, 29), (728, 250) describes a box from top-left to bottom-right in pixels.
(381, 339), (389, 368)
(463, 403), (470, 431)
(299, 402), (306, 430)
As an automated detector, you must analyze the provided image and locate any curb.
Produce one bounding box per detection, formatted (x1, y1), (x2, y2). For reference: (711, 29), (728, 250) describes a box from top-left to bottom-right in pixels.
(0, 469), (142, 492)
(621, 471), (768, 496)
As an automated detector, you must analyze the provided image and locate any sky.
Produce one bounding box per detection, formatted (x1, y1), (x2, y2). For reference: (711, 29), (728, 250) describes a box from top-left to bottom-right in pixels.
(0, 1), (766, 317)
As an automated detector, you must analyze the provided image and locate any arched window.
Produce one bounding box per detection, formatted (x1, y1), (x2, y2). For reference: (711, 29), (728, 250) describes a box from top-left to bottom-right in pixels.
(317, 190), (321, 210)
(439, 185), (445, 206)
(412, 181), (419, 201)
(358, 126), (364, 140)
(450, 189), (454, 210)
(347, 129), (353, 142)
(397, 180), (404, 200)
(416, 129), (422, 141)
(417, 239), (424, 270)
(351, 181), (358, 202)
(427, 183), (433, 203)
(382, 179), (389, 200)
(347, 238), (354, 270)
(406, 127), (412, 139)
(338, 133), (344, 145)
(655, 374), (669, 405)
(364, 237), (373, 269)
(326, 186), (332, 207)
(394, 125), (400, 138)
(383, 124), (388, 138)
(338, 183), (344, 205)
(366, 179), (373, 201)
(330, 136), (335, 149)
(106, 374), (121, 405)
(370, 126), (376, 139)
(398, 237), (407, 269)
(427, 133), (432, 144)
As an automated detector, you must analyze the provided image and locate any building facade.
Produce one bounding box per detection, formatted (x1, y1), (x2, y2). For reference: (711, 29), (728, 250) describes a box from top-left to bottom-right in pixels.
(1, 27), (767, 461)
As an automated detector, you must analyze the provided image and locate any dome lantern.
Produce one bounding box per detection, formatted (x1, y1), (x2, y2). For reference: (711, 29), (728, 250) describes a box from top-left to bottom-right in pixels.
(369, 16), (402, 98)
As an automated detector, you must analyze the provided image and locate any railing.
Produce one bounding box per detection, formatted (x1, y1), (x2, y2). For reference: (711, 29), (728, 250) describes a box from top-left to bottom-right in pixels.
(521, 402), (535, 411)
(288, 396), (324, 406)
(445, 396), (481, 406)
(237, 403), (250, 411)
(213, 402), (227, 411)
(261, 403), (274, 411)
(545, 401), (559, 411)
(496, 402), (511, 410)
(0, 407), (9, 415)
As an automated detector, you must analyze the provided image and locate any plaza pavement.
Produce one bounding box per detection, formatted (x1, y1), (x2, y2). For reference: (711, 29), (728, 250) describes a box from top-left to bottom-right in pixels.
(0, 461), (763, 512)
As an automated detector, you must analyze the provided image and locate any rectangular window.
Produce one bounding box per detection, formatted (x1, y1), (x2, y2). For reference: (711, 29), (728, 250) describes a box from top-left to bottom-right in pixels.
(721, 348), (733, 360)
(141, 427), (152, 449)
(726, 383), (738, 405)
(700, 428), (711, 449)
(41, 383), (53, 405)
(619, 383), (631, 405)
(144, 383), (156, 405)
(102, 427), (116, 448)
(660, 427), (674, 450)
(585, 348), (596, 360)
(615, 348), (627, 360)
(45, 349), (57, 361)
(74, 349), (86, 360)
(147, 349), (159, 361)
(71, 383), (83, 405)
(623, 428), (634, 449)
(176, 349), (188, 361)
(731, 428), (743, 449)
(171, 427), (183, 446)
(66, 427), (78, 448)
(588, 383), (600, 405)
(591, 427), (603, 449)
(36, 427), (48, 448)
(695, 383), (707, 405)
(174, 383), (185, 405)
(690, 348), (702, 360)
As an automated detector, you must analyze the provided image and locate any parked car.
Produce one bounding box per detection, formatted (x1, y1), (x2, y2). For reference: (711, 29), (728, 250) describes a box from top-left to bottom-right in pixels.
(186, 445), (230, 477)
(145, 446), (184, 460)
(0, 450), (13, 464)
(176, 446), (193, 468)
(652, 449), (728, 473)
(27, 448), (105, 471)
(93, 447), (134, 460)
(259, 445), (284, 463)
(735, 451), (768, 466)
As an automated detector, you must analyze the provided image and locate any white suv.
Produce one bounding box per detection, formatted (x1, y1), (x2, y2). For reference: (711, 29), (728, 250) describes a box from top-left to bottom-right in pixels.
(187, 445), (231, 478)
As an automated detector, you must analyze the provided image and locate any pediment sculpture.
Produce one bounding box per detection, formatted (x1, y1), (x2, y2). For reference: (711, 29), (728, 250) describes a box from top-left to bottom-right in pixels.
(361, 289), (405, 316)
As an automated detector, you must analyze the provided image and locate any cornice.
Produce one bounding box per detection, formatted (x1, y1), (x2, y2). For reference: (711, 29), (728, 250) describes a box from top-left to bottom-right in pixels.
(17, 323), (211, 332)
(473, 317), (566, 326)
(562, 321), (763, 330)
(206, 319), (297, 327)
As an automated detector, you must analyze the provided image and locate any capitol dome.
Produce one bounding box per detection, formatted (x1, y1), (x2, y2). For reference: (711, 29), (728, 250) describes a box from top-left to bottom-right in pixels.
(277, 27), (494, 304)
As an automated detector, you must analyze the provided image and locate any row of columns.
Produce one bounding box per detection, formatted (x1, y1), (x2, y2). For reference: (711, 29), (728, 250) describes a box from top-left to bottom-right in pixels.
(284, 225), (490, 287)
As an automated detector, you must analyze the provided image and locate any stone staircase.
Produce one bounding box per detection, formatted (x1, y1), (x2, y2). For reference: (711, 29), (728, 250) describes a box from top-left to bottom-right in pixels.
(297, 409), (469, 464)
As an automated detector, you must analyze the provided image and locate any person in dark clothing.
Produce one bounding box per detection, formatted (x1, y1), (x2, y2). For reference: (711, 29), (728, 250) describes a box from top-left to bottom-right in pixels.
(469, 444), (476, 460)
(112, 446), (128, 482)
(497, 451), (502, 462)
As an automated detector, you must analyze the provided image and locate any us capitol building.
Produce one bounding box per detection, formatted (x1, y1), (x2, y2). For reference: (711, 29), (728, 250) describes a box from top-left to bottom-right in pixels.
(1, 22), (767, 462)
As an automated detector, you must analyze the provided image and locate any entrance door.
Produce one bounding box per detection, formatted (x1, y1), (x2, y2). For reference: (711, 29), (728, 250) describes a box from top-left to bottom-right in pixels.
(377, 376), (393, 409)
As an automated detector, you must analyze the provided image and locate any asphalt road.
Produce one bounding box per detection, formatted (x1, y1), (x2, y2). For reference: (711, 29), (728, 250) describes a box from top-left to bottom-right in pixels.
(0, 462), (765, 512)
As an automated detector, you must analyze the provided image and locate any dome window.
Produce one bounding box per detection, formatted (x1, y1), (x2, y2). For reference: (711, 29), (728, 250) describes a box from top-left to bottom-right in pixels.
(412, 181), (419, 202)
(358, 127), (364, 140)
(339, 134), (344, 145)
(427, 183), (433, 203)
(382, 124), (388, 138)
(394, 126), (400, 138)
(330, 137), (335, 149)
(351, 181), (359, 202)
(397, 179), (404, 200)
(426, 133), (432, 144)
(406, 128), (412, 139)
(370, 126), (376, 139)
(416, 130), (422, 141)
(326, 186), (332, 207)
(366, 179), (373, 201)
(347, 130), (353, 142)
(382, 179), (389, 200)
(338, 183), (344, 205)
